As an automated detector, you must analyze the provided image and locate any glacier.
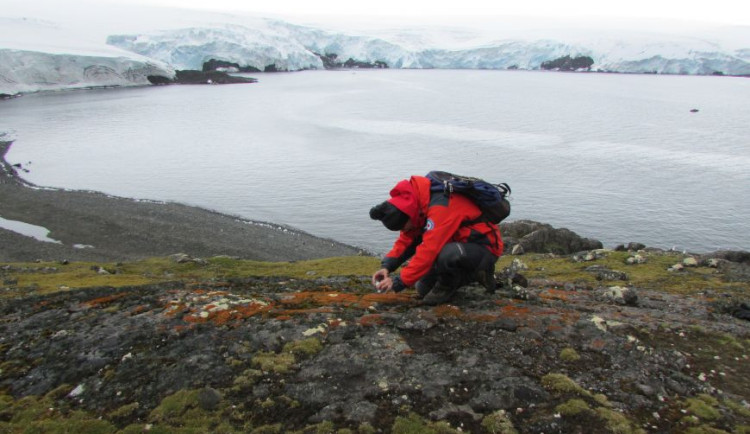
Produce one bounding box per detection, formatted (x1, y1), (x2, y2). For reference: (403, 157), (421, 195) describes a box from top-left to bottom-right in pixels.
(1, 0), (749, 95)
(0, 16), (174, 95)
(106, 19), (750, 75)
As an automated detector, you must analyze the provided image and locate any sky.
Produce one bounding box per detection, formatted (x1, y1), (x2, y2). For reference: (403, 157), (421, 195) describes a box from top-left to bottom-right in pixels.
(90, 0), (750, 26)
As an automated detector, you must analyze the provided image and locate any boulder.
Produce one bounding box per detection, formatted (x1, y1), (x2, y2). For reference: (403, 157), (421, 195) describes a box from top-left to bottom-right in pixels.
(597, 286), (639, 306)
(500, 220), (602, 255)
(705, 250), (750, 265)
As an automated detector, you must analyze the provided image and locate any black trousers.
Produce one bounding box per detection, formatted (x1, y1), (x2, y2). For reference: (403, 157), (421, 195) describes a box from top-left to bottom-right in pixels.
(417, 242), (497, 292)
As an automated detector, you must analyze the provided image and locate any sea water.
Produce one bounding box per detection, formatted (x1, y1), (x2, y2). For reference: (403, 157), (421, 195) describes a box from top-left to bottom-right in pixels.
(1, 69), (749, 253)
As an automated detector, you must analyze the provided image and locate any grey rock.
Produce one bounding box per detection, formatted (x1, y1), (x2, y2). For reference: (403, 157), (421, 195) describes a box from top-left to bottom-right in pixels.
(197, 387), (222, 410)
(500, 220), (603, 255)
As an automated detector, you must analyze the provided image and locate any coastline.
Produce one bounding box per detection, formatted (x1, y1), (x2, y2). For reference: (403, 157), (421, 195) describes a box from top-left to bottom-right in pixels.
(0, 139), (364, 262)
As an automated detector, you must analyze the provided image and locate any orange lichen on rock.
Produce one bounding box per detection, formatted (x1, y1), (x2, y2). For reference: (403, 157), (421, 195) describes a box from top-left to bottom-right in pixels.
(467, 313), (500, 322)
(539, 289), (575, 301)
(359, 314), (385, 326)
(433, 305), (463, 318)
(280, 291), (413, 309)
(274, 307), (336, 317)
(361, 292), (414, 304)
(84, 292), (130, 307)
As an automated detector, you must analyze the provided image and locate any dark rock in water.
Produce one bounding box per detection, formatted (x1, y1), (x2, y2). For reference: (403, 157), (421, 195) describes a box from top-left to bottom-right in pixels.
(148, 70), (257, 86)
(174, 70), (257, 84)
(314, 52), (389, 69)
(147, 75), (172, 85)
(500, 220), (603, 255)
(202, 58), (261, 73)
(690, 108), (699, 112)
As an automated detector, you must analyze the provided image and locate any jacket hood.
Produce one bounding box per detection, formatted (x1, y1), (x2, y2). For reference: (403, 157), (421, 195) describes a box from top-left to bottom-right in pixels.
(387, 179), (420, 224)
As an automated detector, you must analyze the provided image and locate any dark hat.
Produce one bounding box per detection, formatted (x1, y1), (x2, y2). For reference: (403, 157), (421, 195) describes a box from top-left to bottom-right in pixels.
(370, 201), (409, 231)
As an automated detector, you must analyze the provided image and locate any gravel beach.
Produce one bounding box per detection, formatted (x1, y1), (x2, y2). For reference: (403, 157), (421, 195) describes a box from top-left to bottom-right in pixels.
(0, 139), (363, 262)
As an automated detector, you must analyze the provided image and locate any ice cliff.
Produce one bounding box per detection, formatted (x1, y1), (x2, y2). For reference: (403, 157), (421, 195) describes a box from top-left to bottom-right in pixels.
(1, 3), (749, 95)
(0, 17), (174, 95)
(106, 19), (750, 75)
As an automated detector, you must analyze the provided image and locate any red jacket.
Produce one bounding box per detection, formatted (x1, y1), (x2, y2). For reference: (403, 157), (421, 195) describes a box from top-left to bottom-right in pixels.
(383, 176), (503, 287)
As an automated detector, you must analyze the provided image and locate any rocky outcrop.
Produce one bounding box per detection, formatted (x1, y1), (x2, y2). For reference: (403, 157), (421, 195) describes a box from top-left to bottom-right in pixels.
(202, 59), (261, 73)
(500, 220), (603, 255)
(148, 70), (258, 85)
(315, 52), (388, 69)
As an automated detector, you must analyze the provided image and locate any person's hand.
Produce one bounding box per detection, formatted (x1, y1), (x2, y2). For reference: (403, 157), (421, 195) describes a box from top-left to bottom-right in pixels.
(372, 268), (389, 286)
(375, 277), (395, 293)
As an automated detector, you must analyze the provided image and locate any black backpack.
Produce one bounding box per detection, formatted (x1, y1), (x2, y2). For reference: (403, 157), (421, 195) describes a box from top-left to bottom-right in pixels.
(425, 171), (511, 224)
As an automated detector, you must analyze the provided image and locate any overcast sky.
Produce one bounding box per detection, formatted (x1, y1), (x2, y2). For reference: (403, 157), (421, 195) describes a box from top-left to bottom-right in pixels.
(91, 0), (750, 26)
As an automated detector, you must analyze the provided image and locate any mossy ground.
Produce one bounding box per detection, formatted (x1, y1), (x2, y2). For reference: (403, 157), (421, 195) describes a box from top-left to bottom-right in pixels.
(0, 256), (381, 297)
(1, 250), (748, 433)
(1, 250), (740, 298)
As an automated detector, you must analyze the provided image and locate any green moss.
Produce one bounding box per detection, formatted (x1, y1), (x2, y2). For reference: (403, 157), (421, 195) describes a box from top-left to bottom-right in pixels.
(120, 424), (152, 434)
(0, 394), (14, 412)
(514, 251), (742, 295)
(0, 394), (117, 434)
(1, 255), (381, 296)
(44, 383), (74, 400)
(24, 418), (117, 433)
(232, 368), (263, 391)
(3, 250), (747, 297)
(540, 373), (590, 397)
(259, 398), (275, 409)
(391, 412), (460, 434)
(684, 395), (722, 421)
(252, 351), (296, 374)
(593, 393), (613, 407)
(108, 401), (140, 420)
(481, 409), (519, 434)
(251, 424), (282, 434)
(146, 388), (227, 432)
(305, 420), (335, 433)
(559, 347), (581, 362)
(283, 337), (323, 357)
(594, 407), (644, 434)
(734, 425), (750, 434)
(556, 398), (592, 416)
(723, 398), (750, 418)
(717, 334), (746, 351)
(357, 422), (377, 434)
(9, 395), (54, 424)
(684, 425), (730, 434)
(149, 389), (202, 423)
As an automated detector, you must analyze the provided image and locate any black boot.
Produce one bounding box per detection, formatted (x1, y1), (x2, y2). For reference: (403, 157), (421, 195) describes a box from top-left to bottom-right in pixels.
(475, 260), (497, 294)
(415, 272), (438, 300)
(422, 282), (457, 305)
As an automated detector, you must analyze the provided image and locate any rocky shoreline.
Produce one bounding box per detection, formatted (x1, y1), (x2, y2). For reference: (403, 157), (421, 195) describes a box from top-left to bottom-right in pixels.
(0, 138), (362, 262)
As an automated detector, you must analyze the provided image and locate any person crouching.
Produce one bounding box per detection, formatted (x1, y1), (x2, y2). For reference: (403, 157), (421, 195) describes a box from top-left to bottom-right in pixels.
(369, 175), (503, 305)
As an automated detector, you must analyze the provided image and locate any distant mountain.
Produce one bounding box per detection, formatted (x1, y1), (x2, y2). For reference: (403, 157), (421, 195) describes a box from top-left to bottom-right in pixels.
(1, 3), (749, 95)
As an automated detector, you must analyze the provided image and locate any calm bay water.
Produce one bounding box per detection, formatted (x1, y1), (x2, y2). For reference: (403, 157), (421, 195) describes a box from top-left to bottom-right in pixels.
(1, 70), (749, 254)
